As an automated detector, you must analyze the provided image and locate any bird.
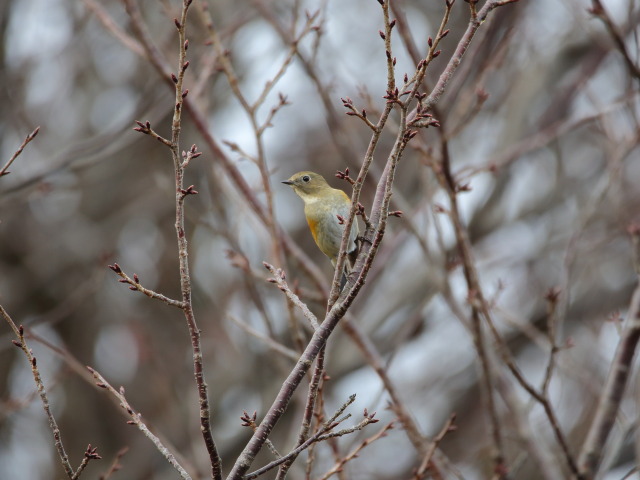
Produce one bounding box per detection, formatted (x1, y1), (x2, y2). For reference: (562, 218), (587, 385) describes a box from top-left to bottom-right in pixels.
(282, 171), (359, 277)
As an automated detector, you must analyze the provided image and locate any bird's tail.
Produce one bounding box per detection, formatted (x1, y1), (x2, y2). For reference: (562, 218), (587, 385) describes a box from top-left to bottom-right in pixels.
(339, 248), (358, 290)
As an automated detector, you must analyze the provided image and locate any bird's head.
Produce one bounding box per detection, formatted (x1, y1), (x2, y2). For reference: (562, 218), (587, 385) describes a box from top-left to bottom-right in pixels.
(282, 171), (331, 199)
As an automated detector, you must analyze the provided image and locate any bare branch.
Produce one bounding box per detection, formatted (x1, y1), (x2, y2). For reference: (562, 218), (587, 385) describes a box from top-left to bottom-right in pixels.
(422, 0), (519, 112)
(590, 0), (640, 80)
(86, 367), (192, 479)
(318, 421), (396, 480)
(0, 126), (39, 178)
(228, 314), (299, 361)
(1, 305), (78, 478)
(107, 263), (185, 308)
(577, 226), (640, 478)
(414, 414), (457, 479)
(244, 395), (378, 480)
(122, 1), (223, 477)
(99, 446), (129, 480)
(264, 262), (320, 330)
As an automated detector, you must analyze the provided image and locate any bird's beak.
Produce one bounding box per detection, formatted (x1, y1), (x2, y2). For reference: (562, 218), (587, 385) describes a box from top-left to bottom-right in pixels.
(282, 180), (293, 185)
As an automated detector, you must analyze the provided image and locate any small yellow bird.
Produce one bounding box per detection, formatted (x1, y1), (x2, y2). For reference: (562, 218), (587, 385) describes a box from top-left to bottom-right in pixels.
(283, 171), (359, 271)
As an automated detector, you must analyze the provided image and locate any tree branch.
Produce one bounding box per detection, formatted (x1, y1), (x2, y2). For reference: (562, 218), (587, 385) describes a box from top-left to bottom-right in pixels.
(86, 367), (192, 479)
(577, 225), (640, 478)
(0, 126), (40, 178)
(1, 305), (88, 479)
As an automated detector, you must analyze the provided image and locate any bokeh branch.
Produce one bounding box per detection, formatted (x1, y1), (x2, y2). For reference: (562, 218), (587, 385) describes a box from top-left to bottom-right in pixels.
(577, 225), (640, 479)
(590, 0), (640, 80)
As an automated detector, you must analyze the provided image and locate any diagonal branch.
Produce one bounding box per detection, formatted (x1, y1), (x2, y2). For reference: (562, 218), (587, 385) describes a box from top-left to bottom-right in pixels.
(422, 0), (520, 112)
(244, 395), (378, 480)
(590, 0), (640, 80)
(1, 305), (90, 479)
(86, 367), (192, 480)
(0, 126), (40, 178)
(577, 225), (640, 479)
(107, 263), (184, 308)
(264, 262), (320, 330)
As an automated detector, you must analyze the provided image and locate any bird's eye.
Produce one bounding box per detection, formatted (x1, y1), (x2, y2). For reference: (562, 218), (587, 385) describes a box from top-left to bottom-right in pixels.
(302, 175), (310, 182)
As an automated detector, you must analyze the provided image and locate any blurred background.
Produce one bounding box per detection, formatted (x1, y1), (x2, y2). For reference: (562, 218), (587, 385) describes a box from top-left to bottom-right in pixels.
(1, 0), (639, 478)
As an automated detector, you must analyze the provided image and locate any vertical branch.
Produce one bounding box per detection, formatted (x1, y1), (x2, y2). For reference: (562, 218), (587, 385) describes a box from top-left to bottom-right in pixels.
(541, 288), (561, 396)
(328, 0), (398, 307)
(169, 2), (223, 479)
(434, 136), (580, 477)
(437, 139), (507, 476)
(123, 0), (228, 476)
(577, 225), (640, 479)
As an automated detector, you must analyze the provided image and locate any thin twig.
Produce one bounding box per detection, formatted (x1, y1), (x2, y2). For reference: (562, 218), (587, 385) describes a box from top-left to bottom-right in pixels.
(74, 445), (102, 479)
(80, 0), (144, 56)
(228, 314), (299, 361)
(414, 414), (457, 479)
(86, 367), (192, 479)
(341, 317), (428, 453)
(436, 138), (507, 476)
(107, 263), (185, 308)
(318, 421), (396, 480)
(1, 305), (79, 479)
(327, 0), (400, 308)
(0, 126), (40, 178)
(99, 446), (129, 480)
(590, 0), (640, 80)
(422, 0), (519, 112)
(240, 410), (282, 459)
(541, 287), (561, 396)
(169, 1), (222, 476)
(244, 395), (378, 480)
(264, 262), (320, 330)
(132, 120), (174, 147)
